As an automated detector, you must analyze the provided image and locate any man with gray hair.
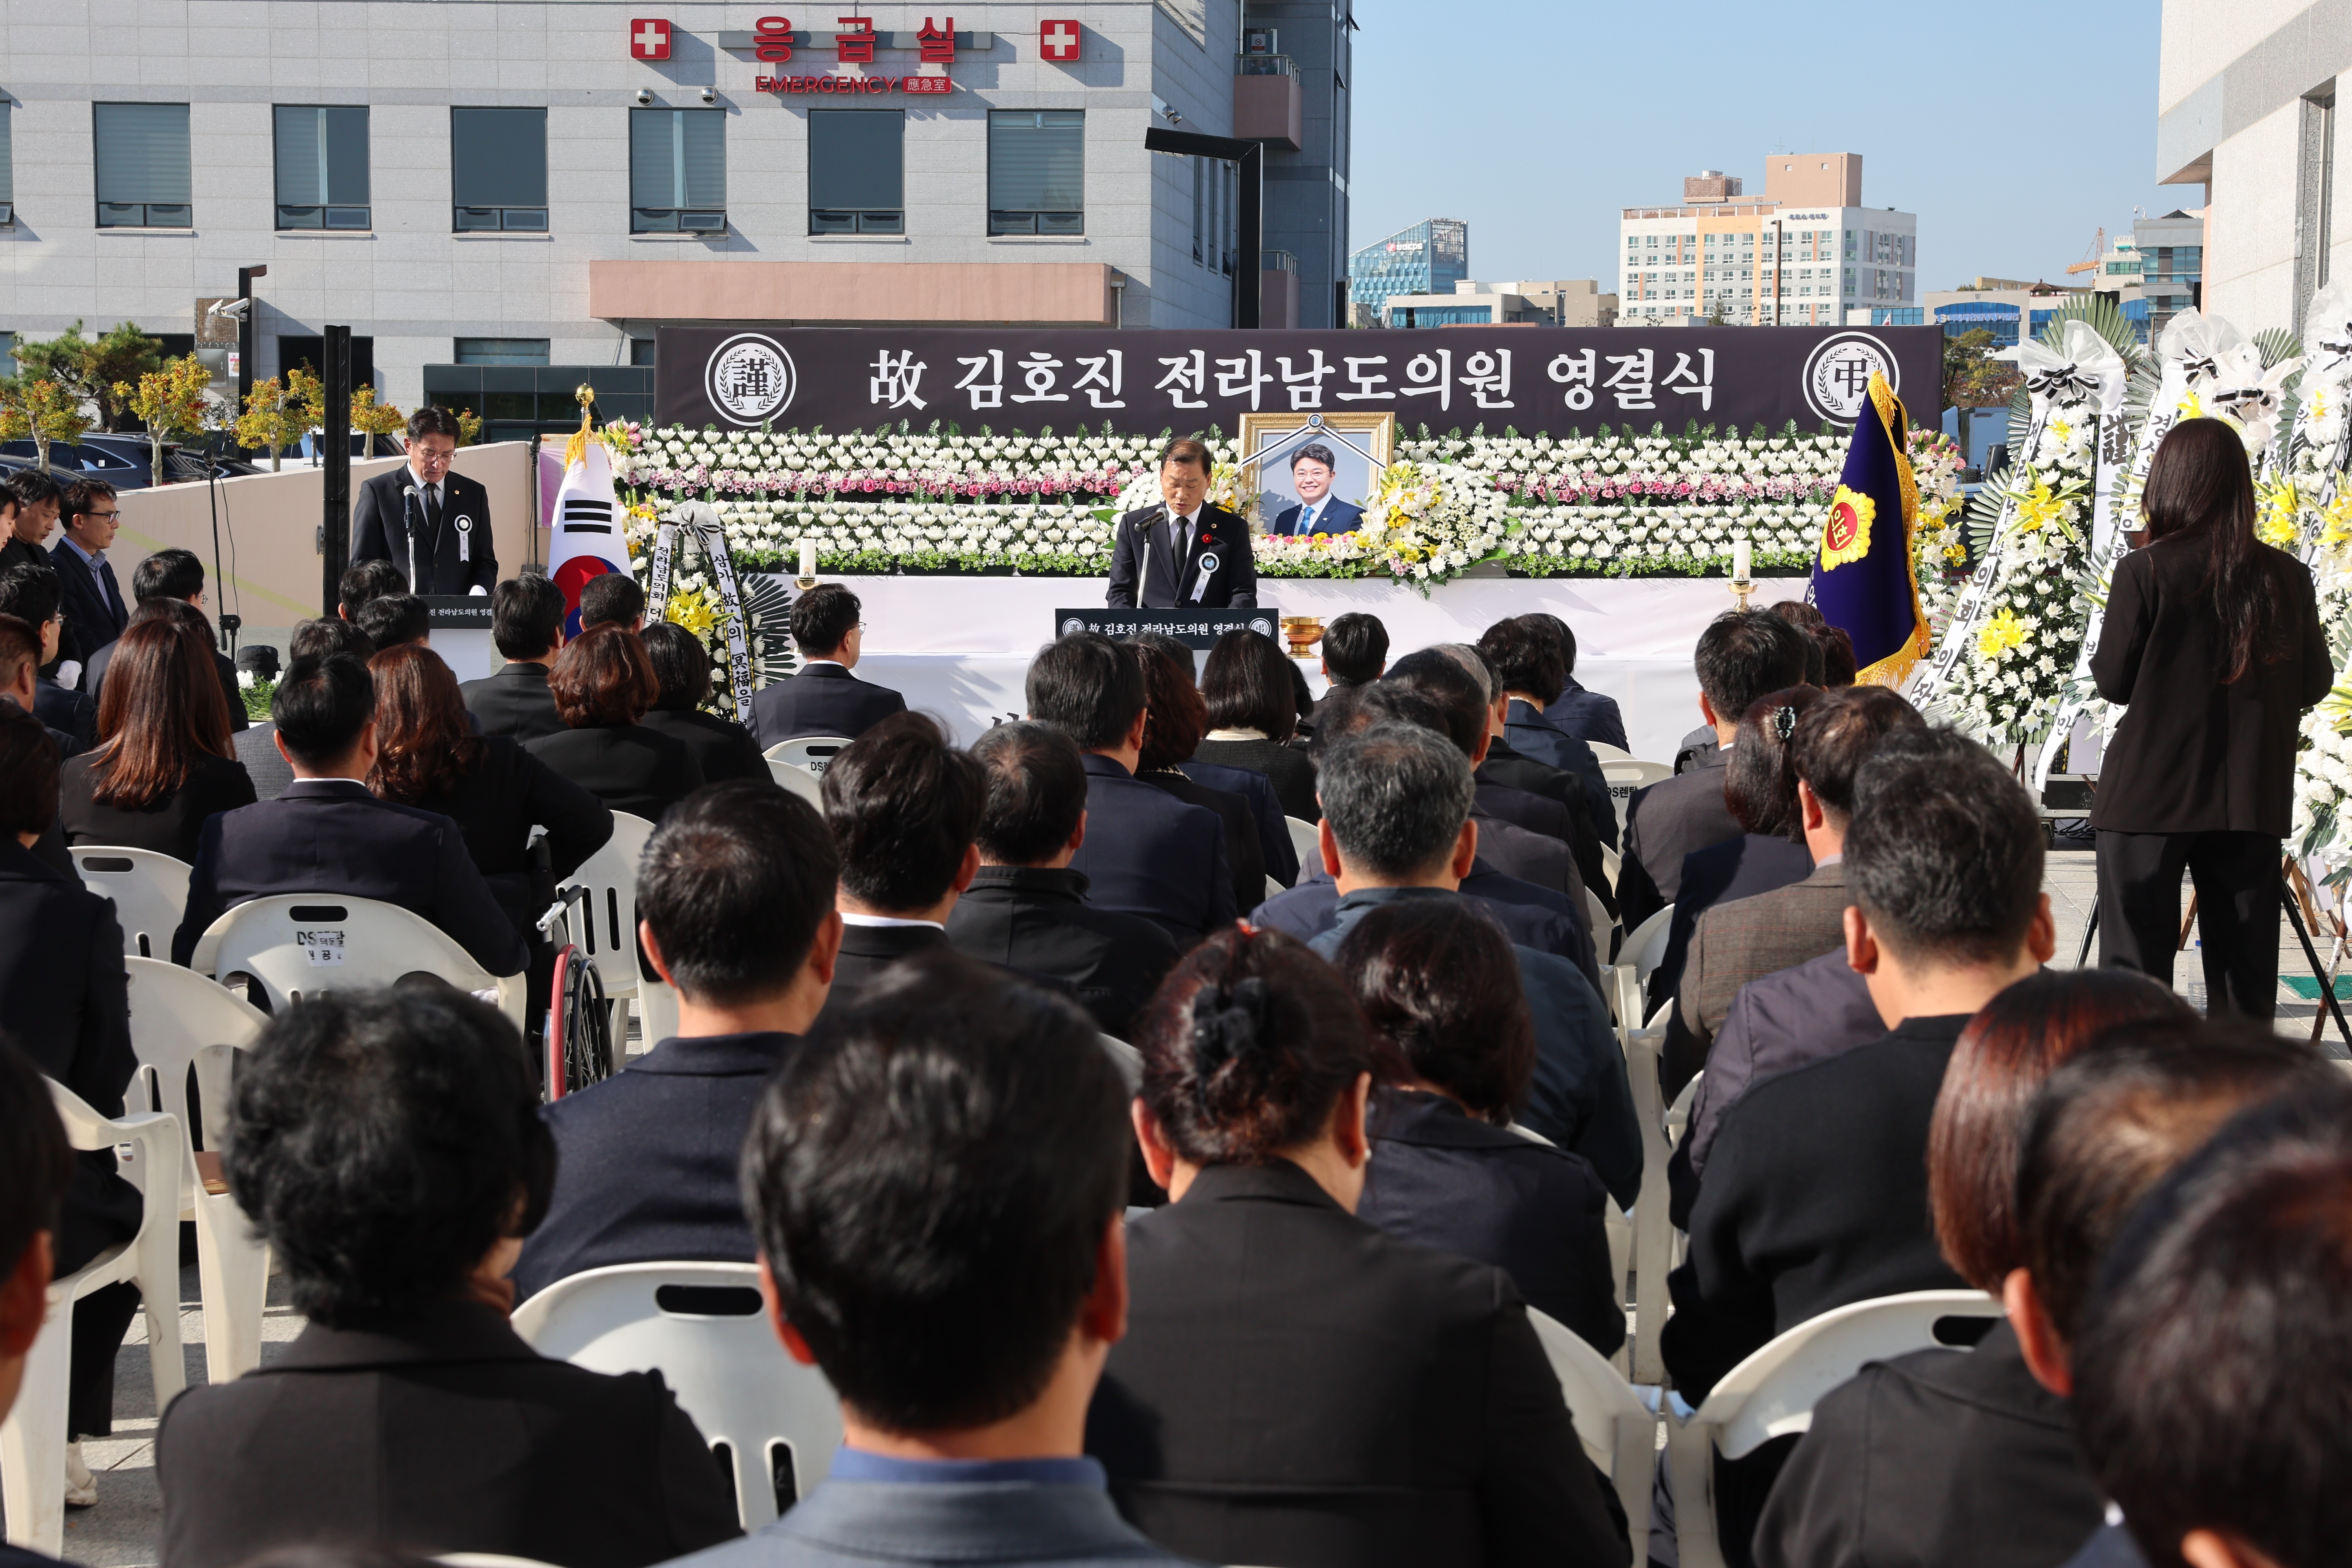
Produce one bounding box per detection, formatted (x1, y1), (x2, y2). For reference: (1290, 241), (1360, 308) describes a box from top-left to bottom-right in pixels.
(1306, 721), (1639, 1207)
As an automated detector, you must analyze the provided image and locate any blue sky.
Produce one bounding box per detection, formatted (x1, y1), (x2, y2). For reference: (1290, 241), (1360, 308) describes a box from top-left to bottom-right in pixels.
(1346, 0), (2190, 291)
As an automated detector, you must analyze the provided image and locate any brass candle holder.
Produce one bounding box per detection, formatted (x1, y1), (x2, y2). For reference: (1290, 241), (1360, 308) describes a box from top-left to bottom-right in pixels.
(1280, 615), (1325, 658)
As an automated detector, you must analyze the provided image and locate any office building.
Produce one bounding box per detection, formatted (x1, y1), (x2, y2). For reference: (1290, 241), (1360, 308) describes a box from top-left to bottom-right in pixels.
(1915, 278), (2148, 347)
(1348, 218), (1469, 321)
(1380, 278), (1616, 328)
(0, 0), (1355, 441)
(2135, 208), (2205, 338)
(2156, 0), (2342, 332)
(1618, 155), (1916, 326)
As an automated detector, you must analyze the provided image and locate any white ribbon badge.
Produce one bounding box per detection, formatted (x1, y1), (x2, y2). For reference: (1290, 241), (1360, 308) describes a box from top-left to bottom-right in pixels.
(454, 515), (472, 563)
(1189, 551), (1221, 604)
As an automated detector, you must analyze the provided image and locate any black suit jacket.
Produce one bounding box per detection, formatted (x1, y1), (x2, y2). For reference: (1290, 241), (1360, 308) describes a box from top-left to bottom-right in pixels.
(512, 1031), (794, 1302)
(1190, 735), (1317, 822)
(1180, 759), (1299, 885)
(523, 722), (704, 824)
(351, 466), (498, 595)
(1502, 701), (1613, 852)
(50, 539), (128, 670)
(1617, 744), (1739, 932)
(234, 722), (297, 801)
(1105, 504), (1259, 609)
(87, 630), (247, 733)
(2090, 534), (2333, 835)
(639, 707), (770, 785)
(1479, 738), (1610, 913)
(155, 1298), (740, 1568)
(1544, 680), (1629, 755)
(1086, 1160), (1624, 1568)
(59, 750), (258, 864)
(1071, 753), (1235, 949)
(171, 779), (528, 975)
(0, 840), (141, 1274)
(461, 662), (567, 743)
(1662, 1013), (1971, 1406)
(1754, 1321), (2105, 1568)
(1358, 1091), (1626, 1357)
(946, 866), (1181, 1040)
(34, 675), (97, 753)
(1140, 768), (1267, 917)
(825, 920), (952, 1014)
(749, 661), (906, 750)
(402, 737), (614, 936)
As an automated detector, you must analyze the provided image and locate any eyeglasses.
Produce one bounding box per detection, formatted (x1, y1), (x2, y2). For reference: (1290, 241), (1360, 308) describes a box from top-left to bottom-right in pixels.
(80, 509), (120, 523)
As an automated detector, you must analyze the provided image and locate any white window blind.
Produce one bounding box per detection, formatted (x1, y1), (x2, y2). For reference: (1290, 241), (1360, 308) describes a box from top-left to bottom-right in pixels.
(988, 110), (1083, 213)
(0, 104), (13, 206)
(273, 105), (369, 207)
(93, 103), (191, 205)
(450, 108), (547, 208)
(630, 109), (725, 210)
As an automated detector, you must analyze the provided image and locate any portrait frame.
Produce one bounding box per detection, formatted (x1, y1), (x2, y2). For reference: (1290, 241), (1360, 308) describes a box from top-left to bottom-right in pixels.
(1238, 411), (1396, 534)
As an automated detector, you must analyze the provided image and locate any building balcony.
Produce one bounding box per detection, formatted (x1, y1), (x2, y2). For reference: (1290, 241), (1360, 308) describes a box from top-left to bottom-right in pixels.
(1234, 56), (1303, 149)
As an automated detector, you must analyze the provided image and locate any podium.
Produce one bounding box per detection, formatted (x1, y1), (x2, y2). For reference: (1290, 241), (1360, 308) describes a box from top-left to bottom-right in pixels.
(420, 594), (497, 683)
(1052, 606), (1282, 650)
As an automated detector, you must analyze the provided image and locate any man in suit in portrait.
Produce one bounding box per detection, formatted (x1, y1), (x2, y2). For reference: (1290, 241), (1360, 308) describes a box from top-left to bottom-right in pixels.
(1105, 437), (1258, 609)
(461, 575), (567, 742)
(1026, 632), (1234, 948)
(751, 583), (906, 749)
(815, 712), (981, 1014)
(171, 652), (526, 977)
(1617, 609), (1809, 932)
(673, 953), (1188, 1568)
(350, 406), (497, 597)
(947, 722), (1180, 1041)
(49, 479), (128, 681)
(511, 780), (842, 1302)
(1270, 442), (1365, 537)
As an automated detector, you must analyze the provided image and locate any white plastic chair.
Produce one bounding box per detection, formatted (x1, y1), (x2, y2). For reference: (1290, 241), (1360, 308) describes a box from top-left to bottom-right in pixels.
(1664, 1290), (2007, 1568)
(765, 736), (855, 777)
(766, 757), (824, 806)
(122, 958), (272, 1383)
(1601, 759), (1674, 838)
(512, 1261), (841, 1530)
(554, 811), (656, 1051)
(189, 893), (528, 1033)
(635, 976), (681, 1054)
(1625, 1001), (1676, 1384)
(1666, 1071), (1701, 1151)
(1585, 740), (1633, 762)
(1612, 905), (1677, 1033)
(74, 846), (192, 959)
(1583, 886), (1614, 951)
(1098, 1033), (1143, 1096)
(439, 1556), (566, 1568)
(0, 1082), (185, 1556)
(1263, 873), (1285, 903)
(1284, 815), (1321, 873)
(1527, 1308), (1655, 1564)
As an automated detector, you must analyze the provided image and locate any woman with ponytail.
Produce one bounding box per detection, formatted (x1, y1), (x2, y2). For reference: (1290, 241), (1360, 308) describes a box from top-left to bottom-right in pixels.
(1084, 925), (1626, 1568)
(2090, 417), (2333, 1017)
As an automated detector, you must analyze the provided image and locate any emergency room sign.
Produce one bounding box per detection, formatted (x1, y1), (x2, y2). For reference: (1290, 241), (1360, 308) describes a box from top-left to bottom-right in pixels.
(631, 17), (672, 58)
(1040, 19), (1081, 59)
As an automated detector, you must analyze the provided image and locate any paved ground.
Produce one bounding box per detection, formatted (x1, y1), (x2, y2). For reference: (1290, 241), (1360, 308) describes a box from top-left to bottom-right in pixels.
(18, 843), (2350, 1566)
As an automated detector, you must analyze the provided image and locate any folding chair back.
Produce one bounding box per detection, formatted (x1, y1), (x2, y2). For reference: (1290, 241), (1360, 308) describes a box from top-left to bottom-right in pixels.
(74, 845), (192, 958)
(766, 758), (824, 806)
(189, 894), (524, 1029)
(1625, 1002), (1675, 1385)
(1098, 1033), (1143, 1096)
(765, 736), (854, 777)
(1600, 759), (1674, 837)
(1664, 1290), (2006, 1568)
(1284, 815), (1321, 873)
(512, 1261), (842, 1530)
(559, 812), (656, 1003)
(1585, 741), (1633, 761)
(122, 957), (273, 1381)
(1526, 1308), (1655, 1564)
(0, 1083), (183, 1555)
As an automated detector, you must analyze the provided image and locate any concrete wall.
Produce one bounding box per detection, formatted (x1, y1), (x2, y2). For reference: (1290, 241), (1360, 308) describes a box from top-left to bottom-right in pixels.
(109, 439), (537, 626)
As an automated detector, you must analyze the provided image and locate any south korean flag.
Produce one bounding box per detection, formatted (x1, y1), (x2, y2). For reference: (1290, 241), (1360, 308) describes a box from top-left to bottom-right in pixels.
(546, 438), (628, 637)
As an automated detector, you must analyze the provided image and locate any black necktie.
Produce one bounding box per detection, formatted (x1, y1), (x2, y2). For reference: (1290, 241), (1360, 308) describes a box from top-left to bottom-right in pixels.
(424, 483), (443, 540)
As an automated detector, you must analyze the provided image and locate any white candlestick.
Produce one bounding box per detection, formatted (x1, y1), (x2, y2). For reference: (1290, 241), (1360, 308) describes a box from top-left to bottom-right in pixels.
(799, 537), (817, 579)
(1733, 535), (1752, 584)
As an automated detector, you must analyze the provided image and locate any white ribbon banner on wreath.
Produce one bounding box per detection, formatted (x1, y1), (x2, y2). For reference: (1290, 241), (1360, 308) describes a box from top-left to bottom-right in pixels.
(2024, 322), (2129, 791)
(2310, 280), (2352, 498)
(644, 498), (759, 727)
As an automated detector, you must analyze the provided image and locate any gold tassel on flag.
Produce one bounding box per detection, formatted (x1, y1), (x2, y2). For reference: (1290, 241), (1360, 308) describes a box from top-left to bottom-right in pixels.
(564, 383), (597, 472)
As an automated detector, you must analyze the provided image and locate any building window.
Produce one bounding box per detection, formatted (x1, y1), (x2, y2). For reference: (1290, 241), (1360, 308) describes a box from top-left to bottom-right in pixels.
(454, 337), (550, 365)
(0, 103), (12, 225)
(629, 338), (657, 367)
(93, 102), (191, 228)
(451, 107), (547, 231)
(630, 108), (726, 233)
(988, 110), (1083, 235)
(808, 109), (904, 234)
(274, 105), (370, 230)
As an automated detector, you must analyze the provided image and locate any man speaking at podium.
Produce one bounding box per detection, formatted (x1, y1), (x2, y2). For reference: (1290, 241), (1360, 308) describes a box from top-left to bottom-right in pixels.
(352, 406), (497, 595)
(1107, 437), (1257, 609)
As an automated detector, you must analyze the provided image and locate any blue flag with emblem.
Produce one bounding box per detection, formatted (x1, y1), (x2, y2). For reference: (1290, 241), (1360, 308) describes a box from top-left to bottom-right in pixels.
(1810, 372), (1928, 686)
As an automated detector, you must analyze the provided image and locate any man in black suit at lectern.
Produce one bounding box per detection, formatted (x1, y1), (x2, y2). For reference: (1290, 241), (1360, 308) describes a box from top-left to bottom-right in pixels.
(351, 407), (497, 596)
(1106, 438), (1258, 610)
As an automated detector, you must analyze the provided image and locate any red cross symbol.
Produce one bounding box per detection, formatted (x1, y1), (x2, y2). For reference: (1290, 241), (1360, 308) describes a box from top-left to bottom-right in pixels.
(630, 18), (671, 58)
(1040, 19), (1081, 60)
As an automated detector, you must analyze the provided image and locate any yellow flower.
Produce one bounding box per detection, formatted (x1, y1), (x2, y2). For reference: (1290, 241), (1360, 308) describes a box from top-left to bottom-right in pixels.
(2257, 478), (2303, 546)
(2321, 494), (2352, 550)
(2179, 388), (2205, 421)
(663, 585), (719, 640)
(1978, 608), (2027, 660)
(2012, 477), (2076, 535)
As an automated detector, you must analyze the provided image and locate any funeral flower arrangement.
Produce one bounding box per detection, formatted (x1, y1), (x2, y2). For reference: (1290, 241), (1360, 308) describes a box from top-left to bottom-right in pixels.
(608, 417), (1907, 588)
(1252, 460), (1519, 585)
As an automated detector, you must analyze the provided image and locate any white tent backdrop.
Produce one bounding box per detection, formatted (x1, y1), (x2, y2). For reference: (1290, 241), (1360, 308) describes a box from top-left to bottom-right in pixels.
(822, 574), (1809, 763)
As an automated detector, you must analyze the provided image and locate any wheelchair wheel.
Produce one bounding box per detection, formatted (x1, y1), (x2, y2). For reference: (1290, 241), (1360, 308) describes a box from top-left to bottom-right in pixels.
(544, 942), (613, 1101)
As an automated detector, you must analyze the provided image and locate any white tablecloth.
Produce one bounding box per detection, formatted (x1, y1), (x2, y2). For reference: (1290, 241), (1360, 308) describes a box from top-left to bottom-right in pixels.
(829, 574), (1808, 762)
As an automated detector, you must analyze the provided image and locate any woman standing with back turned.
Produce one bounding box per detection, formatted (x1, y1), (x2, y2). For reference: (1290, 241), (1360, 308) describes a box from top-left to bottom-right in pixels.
(2091, 417), (2334, 1017)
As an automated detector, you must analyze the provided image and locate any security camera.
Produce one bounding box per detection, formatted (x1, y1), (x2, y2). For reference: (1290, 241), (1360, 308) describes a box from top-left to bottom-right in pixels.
(635, 87), (655, 105)
(207, 298), (253, 322)
(699, 86), (717, 103)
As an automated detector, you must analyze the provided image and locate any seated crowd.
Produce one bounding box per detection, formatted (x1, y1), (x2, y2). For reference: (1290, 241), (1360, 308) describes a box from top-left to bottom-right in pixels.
(3, 557), (2345, 1568)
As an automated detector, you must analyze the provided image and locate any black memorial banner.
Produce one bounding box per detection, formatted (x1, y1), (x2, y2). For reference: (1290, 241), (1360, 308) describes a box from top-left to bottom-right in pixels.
(1053, 606), (1284, 650)
(654, 325), (1942, 439)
